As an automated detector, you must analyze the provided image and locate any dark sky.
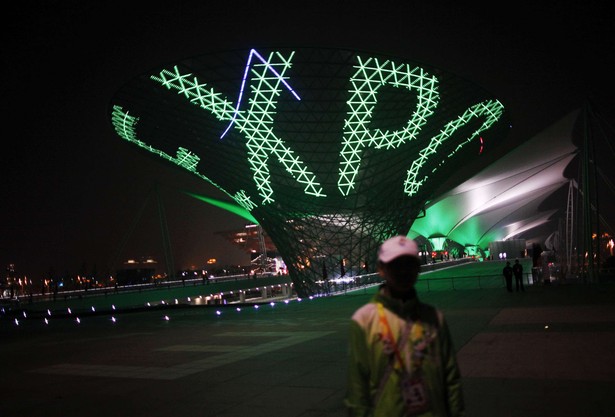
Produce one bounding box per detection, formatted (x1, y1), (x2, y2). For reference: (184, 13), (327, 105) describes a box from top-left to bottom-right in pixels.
(3, 0), (614, 281)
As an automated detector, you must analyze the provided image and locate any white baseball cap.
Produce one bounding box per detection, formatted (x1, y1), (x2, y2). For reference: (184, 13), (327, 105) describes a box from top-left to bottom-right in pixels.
(378, 235), (419, 263)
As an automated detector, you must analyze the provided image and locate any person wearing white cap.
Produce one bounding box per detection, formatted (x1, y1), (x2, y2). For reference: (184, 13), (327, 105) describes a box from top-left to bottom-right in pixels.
(345, 235), (464, 417)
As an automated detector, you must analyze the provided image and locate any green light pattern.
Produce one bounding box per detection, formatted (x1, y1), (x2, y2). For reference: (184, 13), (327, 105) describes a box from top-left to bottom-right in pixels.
(111, 105), (235, 202)
(111, 105), (140, 143)
(404, 100), (504, 196)
(151, 51), (326, 205)
(176, 147), (200, 171)
(233, 189), (257, 212)
(338, 56), (439, 196)
(112, 104), (258, 221)
(337, 58), (504, 198)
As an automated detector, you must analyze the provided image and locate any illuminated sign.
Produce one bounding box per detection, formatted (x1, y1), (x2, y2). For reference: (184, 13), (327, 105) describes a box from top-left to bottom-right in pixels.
(112, 48), (504, 211)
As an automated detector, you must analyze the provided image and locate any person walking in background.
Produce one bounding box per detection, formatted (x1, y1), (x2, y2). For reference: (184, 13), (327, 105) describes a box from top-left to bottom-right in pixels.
(502, 261), (513, 292)
(345, 235), (464, 417)
(512, 259), (525, 292)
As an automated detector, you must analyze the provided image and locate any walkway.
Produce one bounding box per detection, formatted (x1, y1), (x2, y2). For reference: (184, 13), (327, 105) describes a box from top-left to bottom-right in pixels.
(1, 278), (614, 416)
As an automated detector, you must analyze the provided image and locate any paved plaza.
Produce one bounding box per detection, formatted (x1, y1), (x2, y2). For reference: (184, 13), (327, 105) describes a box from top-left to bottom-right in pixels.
(1, 265), (615, 416)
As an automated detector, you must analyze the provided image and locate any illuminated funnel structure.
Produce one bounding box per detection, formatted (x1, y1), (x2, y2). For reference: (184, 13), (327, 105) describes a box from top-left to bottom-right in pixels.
(110, 47), (507, 296)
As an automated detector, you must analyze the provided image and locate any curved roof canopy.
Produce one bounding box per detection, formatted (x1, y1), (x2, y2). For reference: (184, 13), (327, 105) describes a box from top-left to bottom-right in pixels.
(409, 110), (579, 249)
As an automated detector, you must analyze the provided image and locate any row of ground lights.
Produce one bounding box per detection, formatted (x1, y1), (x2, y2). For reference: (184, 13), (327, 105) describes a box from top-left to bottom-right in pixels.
(5, 283), (335, 327)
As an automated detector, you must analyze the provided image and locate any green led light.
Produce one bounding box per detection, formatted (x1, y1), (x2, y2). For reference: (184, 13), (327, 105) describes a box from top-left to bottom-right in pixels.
(338, 56), (439, 196)
(111, 105), (140, 143)
(176, 147), (200, 172)
(151, 51), (326, 205)
(125, 52), (504, 205)
(404, 99), (504, 196)
(233, 189), (257, 212)
(111, 105), (239, 205)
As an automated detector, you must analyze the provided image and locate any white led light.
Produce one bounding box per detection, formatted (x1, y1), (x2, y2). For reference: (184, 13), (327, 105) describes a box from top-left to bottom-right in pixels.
(220, 48), (301, 139)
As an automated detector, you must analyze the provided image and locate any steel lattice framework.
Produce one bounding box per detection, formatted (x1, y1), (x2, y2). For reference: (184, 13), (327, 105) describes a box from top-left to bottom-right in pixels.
(110, 47), (507, 296)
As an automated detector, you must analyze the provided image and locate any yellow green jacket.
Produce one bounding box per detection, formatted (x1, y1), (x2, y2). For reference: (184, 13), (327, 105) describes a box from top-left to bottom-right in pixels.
(345, 287), (464, 417)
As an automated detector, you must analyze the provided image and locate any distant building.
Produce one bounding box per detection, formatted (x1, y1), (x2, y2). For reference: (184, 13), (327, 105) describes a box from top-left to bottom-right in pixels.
(115, 256), (158, 285)
(216, 224), (285, 274)
(215, 224), (277, 256)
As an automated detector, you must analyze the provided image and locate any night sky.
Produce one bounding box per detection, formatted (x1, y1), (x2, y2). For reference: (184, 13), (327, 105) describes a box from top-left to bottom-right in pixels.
(3, 1), (614, 281)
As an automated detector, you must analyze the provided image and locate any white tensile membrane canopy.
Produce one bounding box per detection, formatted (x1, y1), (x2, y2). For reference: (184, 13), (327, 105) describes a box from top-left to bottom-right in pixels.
(409, 109), (579, 250)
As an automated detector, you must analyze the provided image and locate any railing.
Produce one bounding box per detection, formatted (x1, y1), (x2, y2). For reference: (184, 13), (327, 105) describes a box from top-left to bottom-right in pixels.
(1, 268), (536, 317)
(0, 272), (286, 308)
(317, 271), (534, 296)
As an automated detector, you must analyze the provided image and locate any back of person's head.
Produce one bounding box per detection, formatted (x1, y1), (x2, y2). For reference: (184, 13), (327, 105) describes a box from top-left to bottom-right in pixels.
(377, 235), (421, 282)
(380, 255), (421, 282)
